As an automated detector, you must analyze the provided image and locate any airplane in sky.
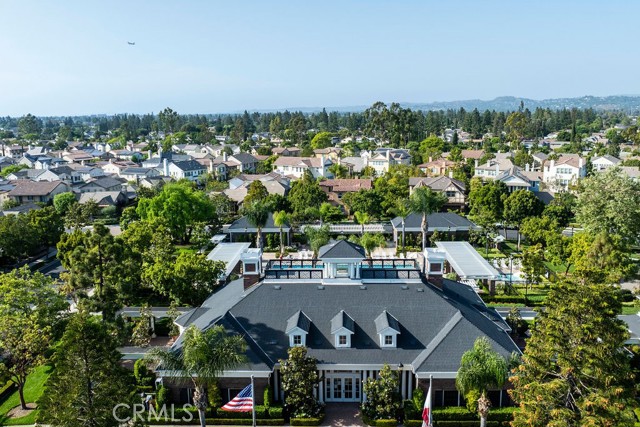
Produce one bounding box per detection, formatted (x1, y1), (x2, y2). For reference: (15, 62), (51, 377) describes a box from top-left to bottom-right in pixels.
(127, 41), (135, 46)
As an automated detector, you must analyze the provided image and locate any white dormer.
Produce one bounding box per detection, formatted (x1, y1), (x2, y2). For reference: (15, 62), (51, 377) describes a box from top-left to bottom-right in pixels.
(330, 310), (355, 348)
(286, 310), (311, 347)
(375, 310), (400, 348)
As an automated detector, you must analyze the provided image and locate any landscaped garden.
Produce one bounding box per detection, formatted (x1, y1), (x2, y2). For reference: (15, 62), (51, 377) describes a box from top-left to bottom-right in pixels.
(0, 364), (53, 425)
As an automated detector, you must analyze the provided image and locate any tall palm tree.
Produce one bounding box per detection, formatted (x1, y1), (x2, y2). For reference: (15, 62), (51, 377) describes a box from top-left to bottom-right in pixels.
(390, 198), (411, 256)
(359, 233), (385, 258)
(456, 337), (509, 427)
(245, 202), (270, 250)
(409, 187), (447, 251)
(354, 211), (370, 235)
(273, 210), (290, 258)
(305, 225), (330, 258)
(146, 325), (247, 427)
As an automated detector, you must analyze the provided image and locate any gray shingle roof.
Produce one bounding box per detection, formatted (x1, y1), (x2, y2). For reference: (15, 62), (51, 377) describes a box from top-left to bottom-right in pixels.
(318, 240), (366, 259)
(390, 212), (477, 231)
(374, 311), (400, 334)
(330, 310), (355, 334)
(286, 310), (311, 334)
(173, 160), (206, 172)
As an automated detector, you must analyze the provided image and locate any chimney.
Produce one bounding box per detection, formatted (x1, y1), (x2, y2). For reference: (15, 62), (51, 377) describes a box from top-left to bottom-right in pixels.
(550, 159), (555, 171)
(158, 146), (163, 158)
(163, 158), (169, 176)
(448, 170), (453, 179)
(386, 150), (390, 160)
(579, 158), (584, 168)
(244, 274), (260, 289)
(223, 152), (228, 162)
(525, 163), (530, 172)
(428, 275), (444, 290)
(495, 162), (500, 174)
(474, 159), (479, 168)
(147, 149), (152, 160)
(429, 156), (433, 163)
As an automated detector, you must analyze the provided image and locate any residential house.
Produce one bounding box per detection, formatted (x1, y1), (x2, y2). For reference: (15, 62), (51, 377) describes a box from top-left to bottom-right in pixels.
(313, 147), (342, 161)
(418, 158), (458, 176)
(159, 240), (518, 408)
(120, 167), (161, 182)
(228, 153), (261, 173)
(224, 175), (289, 208)
(273, 156), (333, 179)
(531, 152), (548, 170)
(101, 160), (139, 176)
(7, 180), (70, 204)
(591, 155), (621, 171)
(409, 176), (466, 209)
(474, 155), (515, 179)
(318, 179), (373, 206)
(366, 148), (412, 175)
(76, 176), (127, 193)
(542, 155), (587, 192)
(272, 146), (302, 157)
(167, 159), (207, 181)
(78, 191), (127, 208)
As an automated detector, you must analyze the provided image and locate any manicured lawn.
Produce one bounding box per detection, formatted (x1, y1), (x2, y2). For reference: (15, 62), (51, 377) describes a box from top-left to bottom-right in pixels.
(0, 364), (53, 425)
(173, 245), (198, 255)
(621, 305), (640, 315)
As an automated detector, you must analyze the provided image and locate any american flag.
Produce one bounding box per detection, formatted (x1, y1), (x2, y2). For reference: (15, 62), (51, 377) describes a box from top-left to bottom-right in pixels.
(221, 384), (253, 412)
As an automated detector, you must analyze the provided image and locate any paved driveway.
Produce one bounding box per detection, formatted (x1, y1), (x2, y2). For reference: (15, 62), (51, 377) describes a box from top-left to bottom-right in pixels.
(321, 403), (365, 427)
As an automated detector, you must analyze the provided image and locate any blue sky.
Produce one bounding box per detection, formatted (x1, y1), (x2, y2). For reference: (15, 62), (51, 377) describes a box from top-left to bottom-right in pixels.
(0, 0), (638, 116)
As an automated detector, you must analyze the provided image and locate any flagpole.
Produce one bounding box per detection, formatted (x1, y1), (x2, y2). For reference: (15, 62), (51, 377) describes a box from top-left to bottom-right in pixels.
(428, 375), (433, 427)
(251, 375), (256, 427)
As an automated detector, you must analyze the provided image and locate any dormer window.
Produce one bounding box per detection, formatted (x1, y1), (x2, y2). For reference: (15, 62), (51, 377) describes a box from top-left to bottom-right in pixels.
(375, 310), (400, 348)
(331, 310), (355, 349)
(286, 311), (311, 348)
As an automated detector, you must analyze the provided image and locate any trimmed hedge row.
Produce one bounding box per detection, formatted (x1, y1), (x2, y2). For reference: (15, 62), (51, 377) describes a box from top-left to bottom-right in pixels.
(290, 416), (324, 426)
(375, 419), (397, 427)
(148, 418), (286, 426)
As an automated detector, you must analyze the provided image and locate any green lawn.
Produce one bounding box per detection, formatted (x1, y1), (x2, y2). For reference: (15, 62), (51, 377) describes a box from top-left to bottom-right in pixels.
(0, 364), (53, 425)
(621, 305), (640, 315)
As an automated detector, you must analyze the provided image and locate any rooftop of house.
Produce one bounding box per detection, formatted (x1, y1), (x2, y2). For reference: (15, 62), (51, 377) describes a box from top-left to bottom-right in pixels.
(409, 176), (466, 192)
(8, 180), (67, 196)
(318, 178), (372, 192)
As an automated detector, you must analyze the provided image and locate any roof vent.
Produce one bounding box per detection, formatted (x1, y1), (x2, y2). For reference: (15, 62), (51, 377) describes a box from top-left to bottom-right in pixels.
(401, 285), (409, 290)
(273, 285), (281, 290)
(359, 285), (367, 290)
(417, 287), (424, 292)
(317, 285), (325, 290)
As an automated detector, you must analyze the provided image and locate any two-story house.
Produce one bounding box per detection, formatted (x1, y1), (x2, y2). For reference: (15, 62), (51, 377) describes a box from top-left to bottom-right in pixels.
(591, 155), (621, 171)
(409, 176), (467, 209)
(273, 156), (333, 179)
(542, 155), (587, 192)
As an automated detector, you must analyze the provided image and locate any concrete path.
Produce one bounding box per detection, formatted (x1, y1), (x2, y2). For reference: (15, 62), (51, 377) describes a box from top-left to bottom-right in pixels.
(321, 403), (365, 427)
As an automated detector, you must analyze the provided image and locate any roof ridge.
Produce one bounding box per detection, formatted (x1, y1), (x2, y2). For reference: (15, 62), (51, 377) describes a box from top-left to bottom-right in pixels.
(410, 310), (463, 369)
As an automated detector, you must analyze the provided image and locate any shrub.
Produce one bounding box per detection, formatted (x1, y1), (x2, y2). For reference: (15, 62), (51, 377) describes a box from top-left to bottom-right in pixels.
(133, 359), (154, 386)
(264, 387), (272, 408)
(375, 419), (397, 427)
(487, 406), (517, 422)
(361, 364), (401, 420)
(403, 399), (418, 420)
(290, 417), (324, 426)
(268, 406), (284, 419)
(155, 385), (170, 409)
(216, 406), (268, 419)
(412, 387), (425, 412)
(202, 419), (285, 426)
(433, 407), (476, 421)
(208, 382), (222, 409)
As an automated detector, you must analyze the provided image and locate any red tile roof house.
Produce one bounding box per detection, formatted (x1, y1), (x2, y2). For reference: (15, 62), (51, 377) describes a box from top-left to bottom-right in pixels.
(8, 180), (70, 204)
(319, 179), (373, 206)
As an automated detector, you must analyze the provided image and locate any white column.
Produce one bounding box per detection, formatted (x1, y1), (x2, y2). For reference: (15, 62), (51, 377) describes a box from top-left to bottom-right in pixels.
(401, 370), (406, 400)
(407, 373), (413, 399)
(273, 370), (279, 402)
(319, 371), (324, 403)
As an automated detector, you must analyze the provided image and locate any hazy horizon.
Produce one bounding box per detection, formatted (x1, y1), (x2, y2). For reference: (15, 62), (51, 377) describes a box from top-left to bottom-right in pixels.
(1, 0), (639, 116)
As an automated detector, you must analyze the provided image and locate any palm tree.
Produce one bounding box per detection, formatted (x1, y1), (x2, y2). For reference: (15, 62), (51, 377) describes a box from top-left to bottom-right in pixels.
(456, 337), (509, 427)
(245, 202), (270, 250)
(305, 225), (330, 258)
(359, 233), (385, 258)
(409, 187), (447, 252)
(273, 210), (290, 257)
(146, 325), (246, 427)
(390, 198), (411, 256)
(354, 211), (370, 235)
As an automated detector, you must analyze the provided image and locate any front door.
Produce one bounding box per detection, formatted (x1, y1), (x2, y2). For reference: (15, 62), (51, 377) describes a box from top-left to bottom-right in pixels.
(325, 375), (361, 402)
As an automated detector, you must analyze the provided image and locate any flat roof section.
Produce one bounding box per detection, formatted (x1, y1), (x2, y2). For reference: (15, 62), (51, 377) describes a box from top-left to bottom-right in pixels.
(207, 242), (251, 279)
(433, 241), (500, 280)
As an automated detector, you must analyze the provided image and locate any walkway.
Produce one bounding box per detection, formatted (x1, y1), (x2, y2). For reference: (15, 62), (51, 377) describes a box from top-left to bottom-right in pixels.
(321, 403), (365, 427)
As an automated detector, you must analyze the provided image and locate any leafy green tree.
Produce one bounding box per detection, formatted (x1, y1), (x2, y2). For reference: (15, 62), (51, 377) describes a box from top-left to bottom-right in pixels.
(542, 192), (575, 227)
(510, 281), (636, 426)
(521, 244), (545, 291)
(568, 232), (635, 284)
(53, 191), (78, 215)
(137, 182), (215, 243)
(361, 364), (401, 421)
(468, 178), (507, 254)
(328, 163), (349, 178)
(319, 202), (344, 224)
(341, 189), (383, 218)
(310, 131), (333, 150)
(456, 337), (509, 427)
(147, 325), (247, 427)
(546, 232), (573, 276)
(287, 171), (327, 219)
(0, 267), (66, 409)
(173, 252), (225, 305)
(243, 180), (269, 208)
(27, 206), (64, 255)
(519, 216), (558, 248)
(65, 199), (100, 229)
(38, 313), (138, 427)
(0, 163), (29, 178)
(0, 214), (38, 264)
(574, 167), (640, 244)
(17, 113), (42, 138)
(419, 134), (446, 161)
(410, 186), (447, 251)
(503, 190), (544, 249)
(279, 346), (322, 418)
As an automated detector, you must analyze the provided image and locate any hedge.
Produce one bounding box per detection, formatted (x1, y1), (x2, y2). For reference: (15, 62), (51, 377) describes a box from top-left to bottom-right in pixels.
(290, 416), (324, 426)
(268, 406), (284, 418)
(207, 418), (285, 426)
(405, 421), (507, 427)
(216, 406), (268, 419)
(375, 419), (398, 427)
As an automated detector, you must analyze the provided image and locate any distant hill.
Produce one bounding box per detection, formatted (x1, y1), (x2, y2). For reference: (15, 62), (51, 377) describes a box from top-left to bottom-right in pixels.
(251, 95), (640, 114)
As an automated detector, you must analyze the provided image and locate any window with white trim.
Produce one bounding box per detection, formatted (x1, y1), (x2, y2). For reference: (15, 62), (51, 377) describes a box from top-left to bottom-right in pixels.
(384, 335), (393, 345)
(292, 335), (302, 346)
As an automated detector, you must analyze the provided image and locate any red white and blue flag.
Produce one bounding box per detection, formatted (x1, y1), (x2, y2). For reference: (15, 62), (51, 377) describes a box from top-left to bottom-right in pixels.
(221, 384), (253, 412)
(421, 385), (433, 427)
